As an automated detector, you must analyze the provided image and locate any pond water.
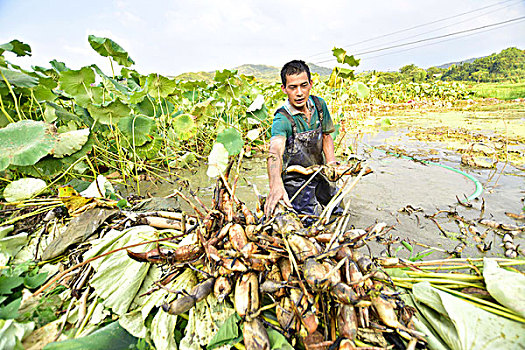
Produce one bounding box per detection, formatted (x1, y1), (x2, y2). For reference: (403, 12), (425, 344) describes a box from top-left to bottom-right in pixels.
(141, 110), (525, 260)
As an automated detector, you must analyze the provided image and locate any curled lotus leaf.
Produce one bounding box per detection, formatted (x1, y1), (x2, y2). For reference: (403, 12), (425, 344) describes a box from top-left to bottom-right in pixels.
(88, 35), (135, 67)
(135, 137), (163, 160)
(118, 115), (155, 147)
(0, 39), (31, 57)
(0, 120), (56, 171)
(52, 128), (90, 158)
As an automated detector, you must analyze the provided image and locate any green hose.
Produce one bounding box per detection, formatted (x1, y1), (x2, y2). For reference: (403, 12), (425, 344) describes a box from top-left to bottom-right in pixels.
(363, 143), (483, 202)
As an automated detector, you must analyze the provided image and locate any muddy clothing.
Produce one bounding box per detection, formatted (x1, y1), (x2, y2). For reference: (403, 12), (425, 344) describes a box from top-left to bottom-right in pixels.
(272, 96), (339, 220)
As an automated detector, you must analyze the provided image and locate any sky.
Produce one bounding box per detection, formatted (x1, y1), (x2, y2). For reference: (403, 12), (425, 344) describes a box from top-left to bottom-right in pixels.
(0, 0), (524, 76)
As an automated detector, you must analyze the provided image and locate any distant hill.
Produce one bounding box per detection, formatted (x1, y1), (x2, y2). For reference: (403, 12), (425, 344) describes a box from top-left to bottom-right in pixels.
(174, 63), (333, 83)
(435, 56), (482, 69)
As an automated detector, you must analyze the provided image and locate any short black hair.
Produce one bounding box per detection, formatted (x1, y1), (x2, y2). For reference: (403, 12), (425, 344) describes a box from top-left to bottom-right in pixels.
(280, 60), (311, 86)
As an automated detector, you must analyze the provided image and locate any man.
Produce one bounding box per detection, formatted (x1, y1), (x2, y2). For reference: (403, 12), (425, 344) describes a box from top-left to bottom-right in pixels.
(264, 60), (339, 221)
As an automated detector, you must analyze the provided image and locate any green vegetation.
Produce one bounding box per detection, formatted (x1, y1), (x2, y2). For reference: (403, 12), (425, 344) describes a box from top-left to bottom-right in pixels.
(469, 82), (525, 100)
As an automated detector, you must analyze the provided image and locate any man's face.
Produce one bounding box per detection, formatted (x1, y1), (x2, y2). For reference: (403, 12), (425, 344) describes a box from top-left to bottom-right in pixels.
(281, 72), (312, 110)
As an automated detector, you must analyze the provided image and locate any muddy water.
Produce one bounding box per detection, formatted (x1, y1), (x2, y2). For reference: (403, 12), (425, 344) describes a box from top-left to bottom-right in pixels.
(143, 111), (524, 260)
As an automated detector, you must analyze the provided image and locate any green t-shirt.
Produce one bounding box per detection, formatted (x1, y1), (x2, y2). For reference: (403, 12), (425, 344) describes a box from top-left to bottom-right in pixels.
(271, 96), (335, 139)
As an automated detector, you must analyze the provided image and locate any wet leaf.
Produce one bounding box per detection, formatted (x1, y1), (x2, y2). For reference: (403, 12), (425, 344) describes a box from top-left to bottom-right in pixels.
(83, 226), (157, 315)
(207, 142), (229, 178)
(0, 120), (55, 171)
(3, 178), (47, 202)
(88, 35), (135, 67)
(172, 113), (196, 141)
(52, 128), (90, 158)
(118, 115), (155, 147)
(217, 127), (243, 156)
(0, 319), (34, 350)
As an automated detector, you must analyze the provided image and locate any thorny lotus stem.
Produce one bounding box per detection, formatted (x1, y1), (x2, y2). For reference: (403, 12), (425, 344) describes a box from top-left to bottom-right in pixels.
(167, 189), (205, 218)
(75, 297), (98, 338)
(0, 69), (23, 121)
(32, 235), (183, 297)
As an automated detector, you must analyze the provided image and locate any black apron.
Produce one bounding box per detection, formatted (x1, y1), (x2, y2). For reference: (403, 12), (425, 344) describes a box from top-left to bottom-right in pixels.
(275, 96), (339, 221)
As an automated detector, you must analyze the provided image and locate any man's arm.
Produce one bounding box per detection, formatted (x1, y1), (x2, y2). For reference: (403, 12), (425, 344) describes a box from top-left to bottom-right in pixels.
(322, 133), (337, 165)
(264, 136), (292, 216)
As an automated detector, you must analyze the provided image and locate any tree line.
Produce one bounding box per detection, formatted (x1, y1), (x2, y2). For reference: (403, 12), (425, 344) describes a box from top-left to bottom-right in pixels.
(363, 47), (524, 84)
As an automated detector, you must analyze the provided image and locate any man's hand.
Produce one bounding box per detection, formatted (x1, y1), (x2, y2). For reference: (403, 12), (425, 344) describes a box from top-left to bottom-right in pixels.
(264, 183), (292, 216)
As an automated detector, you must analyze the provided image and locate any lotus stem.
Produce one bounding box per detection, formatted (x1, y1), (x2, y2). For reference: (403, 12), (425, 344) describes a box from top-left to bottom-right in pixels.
(392, 277), (483, 288)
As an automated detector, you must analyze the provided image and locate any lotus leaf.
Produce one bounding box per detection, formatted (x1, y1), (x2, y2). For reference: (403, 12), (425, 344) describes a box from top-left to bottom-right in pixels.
(247, 95), (265, 112)
(58, 66), (101, 107)
(135, 138), (163, 159)
(172, 113), (196, 141)
(3, 178), (47, 202)
(84, 226), (157, 316)
(0, 67), (39, 88)
(412, 282), (525, 350)
(0, 120), (56, 171)
(43, 102), (83, 124)
(32, 85), (56, 102)
(88, 35), (135, 67)
(118, 115), (155, 147)
(52, 128), (90, 158)
(483, 258), (525, 318)
(0, 40), (31, 57)
(87, 99), (131, 125)
(145, 73), (177, 99)
(332, 47), (360, 67)
(354, 81), (370, 99)
(217, 127), (243, 156)
(207, 142), (229, 178)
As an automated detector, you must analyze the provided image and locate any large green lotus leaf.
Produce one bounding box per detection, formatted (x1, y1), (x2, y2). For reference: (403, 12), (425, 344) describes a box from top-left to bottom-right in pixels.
(171, 113), (196, 141)
(0, 120), (55, 171)
(0, 319), (34, 350)
(52, 128), (90, 158)
(32, 85), (56, 102)
(214, 69), (237, 83)
(412, 282), (525, 350)
(117, 115), (155, 147)
(0, 67), (39, 88)
(87, 99), (131, 125)
(3, 178), (47, 202)
(32, 65), (60, 81)
(145, 73), (177, 99)
(58, 66), (99, 107)
(16, 134), (94, 177)
(0, 39), (31, 57)
(134, 137), (162, 160)
(207, 142), (229, 178)
(132, 98), (155, 117)
(483, 258), (525, 318)
(217, 127), (243, 156)
(88, 35), (135, 67)
(84, 226), (157, 316)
